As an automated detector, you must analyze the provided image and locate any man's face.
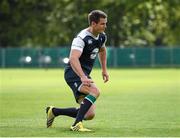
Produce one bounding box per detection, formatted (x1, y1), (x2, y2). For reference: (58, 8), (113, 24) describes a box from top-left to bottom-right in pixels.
(92, 18), (107, 33)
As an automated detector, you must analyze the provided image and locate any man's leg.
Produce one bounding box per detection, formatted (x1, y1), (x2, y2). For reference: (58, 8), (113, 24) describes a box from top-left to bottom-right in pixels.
(46, 106), (80, 128)
(71, 83), (100, 131)
(46, 103), (95, 128)
(78, 98), (96, 120)
(46, 80), (83, 128)
(52, 105), (95, 120)
(52, 107), (79, 118)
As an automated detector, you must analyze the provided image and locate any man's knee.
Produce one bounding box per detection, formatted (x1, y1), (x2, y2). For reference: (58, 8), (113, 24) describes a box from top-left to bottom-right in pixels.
(91, 87), (100, 98)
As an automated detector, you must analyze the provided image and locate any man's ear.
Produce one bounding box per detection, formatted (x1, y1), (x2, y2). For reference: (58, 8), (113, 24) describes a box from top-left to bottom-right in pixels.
(91, 21), (97, 26)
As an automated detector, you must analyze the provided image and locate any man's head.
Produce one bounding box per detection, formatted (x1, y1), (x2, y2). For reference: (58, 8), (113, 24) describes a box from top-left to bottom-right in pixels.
(88, 10), (107, 34)
(88, 10), (107, 25)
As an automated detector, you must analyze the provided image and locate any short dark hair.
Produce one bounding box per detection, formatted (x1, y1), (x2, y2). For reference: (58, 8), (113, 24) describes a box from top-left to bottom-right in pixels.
(88, 10), (107, 25)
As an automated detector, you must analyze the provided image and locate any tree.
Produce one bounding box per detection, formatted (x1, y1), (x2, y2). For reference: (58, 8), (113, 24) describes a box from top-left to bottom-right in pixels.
(0, 0), (52, 47)
(0, 0), (180, 47)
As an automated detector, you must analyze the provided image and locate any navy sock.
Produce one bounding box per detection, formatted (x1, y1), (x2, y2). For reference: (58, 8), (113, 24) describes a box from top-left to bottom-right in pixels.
(52, 107), (79, 118)
(73, 95), (96, 126)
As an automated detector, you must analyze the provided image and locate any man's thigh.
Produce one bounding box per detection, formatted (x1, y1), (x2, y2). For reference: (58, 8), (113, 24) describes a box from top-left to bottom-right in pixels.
(66, 81), (86, 103)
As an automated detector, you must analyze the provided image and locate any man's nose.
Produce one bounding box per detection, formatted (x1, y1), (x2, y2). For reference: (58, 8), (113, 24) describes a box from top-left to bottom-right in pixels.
(104, 24), (107, 28)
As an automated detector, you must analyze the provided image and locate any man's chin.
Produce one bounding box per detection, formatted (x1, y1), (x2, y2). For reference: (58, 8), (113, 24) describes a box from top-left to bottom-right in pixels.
(99, 30), (105, 33)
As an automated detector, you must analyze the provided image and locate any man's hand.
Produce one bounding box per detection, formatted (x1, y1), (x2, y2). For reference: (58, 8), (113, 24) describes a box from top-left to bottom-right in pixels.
(102, 71), (109, 83)
(80, 76), (94, 86)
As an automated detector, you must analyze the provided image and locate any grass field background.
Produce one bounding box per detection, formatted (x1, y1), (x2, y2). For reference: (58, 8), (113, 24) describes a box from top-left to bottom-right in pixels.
(0, 68), (180, 137)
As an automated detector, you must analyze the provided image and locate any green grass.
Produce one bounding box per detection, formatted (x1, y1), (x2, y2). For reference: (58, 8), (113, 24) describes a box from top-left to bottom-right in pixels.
(0, 68), (180, 137)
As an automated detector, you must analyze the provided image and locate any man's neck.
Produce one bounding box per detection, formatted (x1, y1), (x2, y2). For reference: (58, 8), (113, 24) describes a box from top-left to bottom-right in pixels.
(87, 27), (99, 37)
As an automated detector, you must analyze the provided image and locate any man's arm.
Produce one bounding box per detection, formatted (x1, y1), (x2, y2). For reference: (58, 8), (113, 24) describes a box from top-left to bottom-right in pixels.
(98, 47), (109, 83)
(69, 49), (85, 77)
(69, 49), (93, 85)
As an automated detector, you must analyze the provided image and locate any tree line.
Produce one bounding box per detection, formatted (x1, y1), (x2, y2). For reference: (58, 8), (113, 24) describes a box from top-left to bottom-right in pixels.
(0, 0), (180, 47)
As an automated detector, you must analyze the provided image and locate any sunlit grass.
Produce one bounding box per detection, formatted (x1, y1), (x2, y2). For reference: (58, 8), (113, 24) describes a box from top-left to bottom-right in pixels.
(0, 69), (180, 137)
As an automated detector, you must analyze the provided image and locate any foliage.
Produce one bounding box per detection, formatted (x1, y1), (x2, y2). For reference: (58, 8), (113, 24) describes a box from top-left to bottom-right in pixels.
(0, 0), (180, 47)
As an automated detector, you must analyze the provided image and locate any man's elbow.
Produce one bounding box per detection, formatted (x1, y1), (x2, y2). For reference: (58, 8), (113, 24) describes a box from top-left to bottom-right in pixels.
(69, 56), (77, 65)
(69, 57), (73, 65)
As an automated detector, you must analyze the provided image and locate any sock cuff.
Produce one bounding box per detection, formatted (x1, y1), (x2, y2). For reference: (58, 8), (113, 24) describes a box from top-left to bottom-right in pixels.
(85, 94), (96, 104)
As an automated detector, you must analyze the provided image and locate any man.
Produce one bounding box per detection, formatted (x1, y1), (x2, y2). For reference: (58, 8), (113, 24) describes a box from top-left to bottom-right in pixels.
(46, 10), (109, 132)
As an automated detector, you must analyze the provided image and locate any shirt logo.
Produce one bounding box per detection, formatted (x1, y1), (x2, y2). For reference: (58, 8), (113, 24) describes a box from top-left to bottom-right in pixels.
(92, 48), (99, 53)
(90, 48), (99, 59)
(74, 82), (78, 87)
(88, 39), (93, 44)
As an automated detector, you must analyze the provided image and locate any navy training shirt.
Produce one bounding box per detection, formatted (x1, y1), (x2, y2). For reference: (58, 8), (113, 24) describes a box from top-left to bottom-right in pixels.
(65, 28), (107, 76)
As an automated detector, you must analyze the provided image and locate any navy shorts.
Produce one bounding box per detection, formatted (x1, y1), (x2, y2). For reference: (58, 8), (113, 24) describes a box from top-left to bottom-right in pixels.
(66, 81), (86, 103)
(64, 68), (90, 103)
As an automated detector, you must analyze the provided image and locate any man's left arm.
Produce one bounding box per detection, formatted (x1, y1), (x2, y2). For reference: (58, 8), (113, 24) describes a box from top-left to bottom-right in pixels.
(98, 46), (109, 83)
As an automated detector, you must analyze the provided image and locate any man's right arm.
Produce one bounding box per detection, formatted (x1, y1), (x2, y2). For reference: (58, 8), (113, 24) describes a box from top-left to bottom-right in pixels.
(69, 37), (93, 85)
(69, 49), (86, 78)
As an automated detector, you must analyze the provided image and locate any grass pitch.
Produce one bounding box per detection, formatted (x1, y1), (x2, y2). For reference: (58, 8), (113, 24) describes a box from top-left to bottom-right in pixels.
(0, 68), (180, 137)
